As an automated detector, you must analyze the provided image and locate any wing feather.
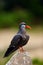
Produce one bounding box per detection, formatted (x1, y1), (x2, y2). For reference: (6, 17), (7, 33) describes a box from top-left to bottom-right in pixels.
(4, 35), (22, 57)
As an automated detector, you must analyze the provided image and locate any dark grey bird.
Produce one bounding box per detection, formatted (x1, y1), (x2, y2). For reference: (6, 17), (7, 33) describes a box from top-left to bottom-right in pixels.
(4, 22), (31, 57)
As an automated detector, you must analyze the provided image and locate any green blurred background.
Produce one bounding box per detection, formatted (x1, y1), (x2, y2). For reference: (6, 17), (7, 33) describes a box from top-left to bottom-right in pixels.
(0, 0), (43, 65)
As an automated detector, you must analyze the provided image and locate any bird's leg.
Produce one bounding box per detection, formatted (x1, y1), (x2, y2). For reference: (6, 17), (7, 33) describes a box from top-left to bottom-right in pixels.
(19, 47), (24, 52)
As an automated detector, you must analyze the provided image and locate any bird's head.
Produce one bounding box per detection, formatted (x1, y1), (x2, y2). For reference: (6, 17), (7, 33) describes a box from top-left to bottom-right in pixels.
(19, 22), (31, 30)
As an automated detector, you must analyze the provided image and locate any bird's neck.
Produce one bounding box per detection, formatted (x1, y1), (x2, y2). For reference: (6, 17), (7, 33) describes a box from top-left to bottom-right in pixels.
(19, 28), (26, 35)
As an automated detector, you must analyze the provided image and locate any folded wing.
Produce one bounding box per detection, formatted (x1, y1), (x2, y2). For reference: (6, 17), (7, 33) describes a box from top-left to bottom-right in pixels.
(4, 35), (22, 57)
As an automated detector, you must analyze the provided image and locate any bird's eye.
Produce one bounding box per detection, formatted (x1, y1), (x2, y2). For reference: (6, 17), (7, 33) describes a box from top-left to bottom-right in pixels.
(21, 25), (25, 28)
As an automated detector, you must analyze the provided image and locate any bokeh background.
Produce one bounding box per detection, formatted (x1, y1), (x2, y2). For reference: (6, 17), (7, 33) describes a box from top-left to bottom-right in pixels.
(0, 0), (43, 65)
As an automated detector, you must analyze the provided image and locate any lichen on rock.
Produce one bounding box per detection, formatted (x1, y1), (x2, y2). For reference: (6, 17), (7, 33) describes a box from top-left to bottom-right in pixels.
(6, 51), (32, 65)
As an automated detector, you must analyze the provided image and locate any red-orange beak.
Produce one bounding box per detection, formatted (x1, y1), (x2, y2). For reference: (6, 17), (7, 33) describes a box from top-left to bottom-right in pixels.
(25, 25), (31, 29)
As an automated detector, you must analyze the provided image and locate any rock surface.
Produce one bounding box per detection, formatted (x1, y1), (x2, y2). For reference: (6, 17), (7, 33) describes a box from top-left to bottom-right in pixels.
(6, 51), (32, 65)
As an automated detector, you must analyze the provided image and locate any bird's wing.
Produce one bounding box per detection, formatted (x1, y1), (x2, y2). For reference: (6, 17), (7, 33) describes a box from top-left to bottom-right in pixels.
(4, 35), (22, 57)
(10, 35), (21, 47)
(22, 35), (29, 46)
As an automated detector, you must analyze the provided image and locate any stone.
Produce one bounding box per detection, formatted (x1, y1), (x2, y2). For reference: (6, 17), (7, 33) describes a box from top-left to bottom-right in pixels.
(6, 51), (32, 65)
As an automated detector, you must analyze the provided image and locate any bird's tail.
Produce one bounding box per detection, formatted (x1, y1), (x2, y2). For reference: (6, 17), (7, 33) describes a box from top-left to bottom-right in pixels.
(3, 46), (18, 58)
